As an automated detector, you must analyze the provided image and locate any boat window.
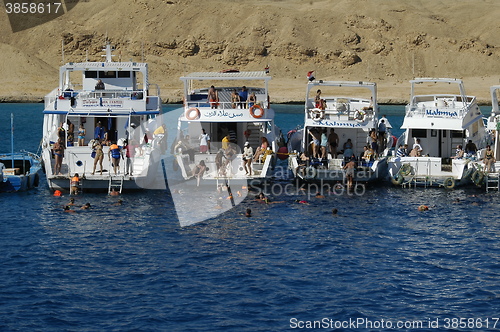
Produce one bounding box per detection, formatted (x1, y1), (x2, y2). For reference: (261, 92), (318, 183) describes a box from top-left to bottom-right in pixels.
(118, 71), (131, 78)
(451, 130), (465, 138)
(84, 71), (98, 78)
(99, 71), (117, 78)
(411, 129), (427, 138)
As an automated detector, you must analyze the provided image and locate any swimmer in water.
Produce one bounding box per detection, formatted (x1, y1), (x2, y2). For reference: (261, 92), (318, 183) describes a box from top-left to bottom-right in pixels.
(418, 205), (429, 211)
(81, 203), (91, 210)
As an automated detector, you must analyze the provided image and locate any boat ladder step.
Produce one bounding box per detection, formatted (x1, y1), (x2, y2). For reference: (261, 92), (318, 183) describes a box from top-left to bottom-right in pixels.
(486, 172), (500, 192)
(108, 175), (124, 194)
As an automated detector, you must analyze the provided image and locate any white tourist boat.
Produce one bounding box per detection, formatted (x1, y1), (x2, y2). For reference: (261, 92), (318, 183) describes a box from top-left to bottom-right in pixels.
(41, 44), (165, 192)
(173, 70), (283, 186)
(388, 78), (488, 188)
(487, 85), (500, 159)
(287, 80), (388, 184)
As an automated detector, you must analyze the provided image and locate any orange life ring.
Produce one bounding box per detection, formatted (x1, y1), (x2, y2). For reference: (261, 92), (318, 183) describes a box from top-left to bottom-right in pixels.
(185, 107), (201, 120)
(250, 105), (264, 118)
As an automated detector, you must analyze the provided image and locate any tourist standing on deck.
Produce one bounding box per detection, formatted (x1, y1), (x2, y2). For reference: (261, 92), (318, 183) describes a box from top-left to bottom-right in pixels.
(208, 85), (219, 109)
(378, 119), (387, 153)
(108, 142), (123, 175)
(242, 141), (253, 176)
(238, 86), (248, 109)
(91, 140), (104, 175)
(328, 128), (339, 158)
(94, 121), (105, 142)
(199, 128), (211, 154)
(78, 124), (86, 147)
(53, 138), (65, 175)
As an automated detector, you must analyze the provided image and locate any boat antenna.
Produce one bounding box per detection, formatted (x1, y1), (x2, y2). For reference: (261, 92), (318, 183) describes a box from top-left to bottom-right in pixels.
(102, 43), (115, 62)
(141, 41), (144, 62)
(11, 113), (14, 166)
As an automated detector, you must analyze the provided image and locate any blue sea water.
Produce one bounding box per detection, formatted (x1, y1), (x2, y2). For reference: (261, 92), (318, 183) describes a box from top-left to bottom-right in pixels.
(1, 103), (500, 331)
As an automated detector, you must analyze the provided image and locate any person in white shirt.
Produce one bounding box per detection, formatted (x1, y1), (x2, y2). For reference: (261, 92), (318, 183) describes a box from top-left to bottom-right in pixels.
(199, 128), (211, 153)
(242, 141), (254, 176)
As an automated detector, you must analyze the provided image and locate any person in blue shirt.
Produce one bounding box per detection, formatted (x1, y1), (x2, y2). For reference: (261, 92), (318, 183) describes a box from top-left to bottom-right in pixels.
(238, 86), (248, 109)
(94, 121), (105, 142)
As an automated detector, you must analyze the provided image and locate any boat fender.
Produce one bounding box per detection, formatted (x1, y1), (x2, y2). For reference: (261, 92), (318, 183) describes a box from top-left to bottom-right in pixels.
(250, 104), (264, 118)
(185, 107), (201, 120)
(310, 108), (324, 121)
(443, 177), (455, 189)
(463, 167), (474, 180)
(400, 163), (413, 176)
(391, 173), (404, 185)
(471, 170), (484, 187)
(33, 173), (40, 187)
(354, 110), (366, 122)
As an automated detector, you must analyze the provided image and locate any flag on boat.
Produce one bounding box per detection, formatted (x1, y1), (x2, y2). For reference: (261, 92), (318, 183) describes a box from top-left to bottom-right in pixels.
(307, 71), (315, 81)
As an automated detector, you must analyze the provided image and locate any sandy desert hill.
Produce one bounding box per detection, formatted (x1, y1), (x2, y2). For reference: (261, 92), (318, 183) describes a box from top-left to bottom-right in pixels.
(0, 0), (499, 103)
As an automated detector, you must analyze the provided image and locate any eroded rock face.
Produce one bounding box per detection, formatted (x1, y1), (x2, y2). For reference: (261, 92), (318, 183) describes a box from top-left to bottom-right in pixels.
(1, 0), (499, 103)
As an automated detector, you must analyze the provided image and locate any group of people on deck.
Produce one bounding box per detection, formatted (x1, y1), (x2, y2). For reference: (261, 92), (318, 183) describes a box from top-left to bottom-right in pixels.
(395, 138), (496, 171)
(186, 127), (273, 185)
(207, 85), (258, 109)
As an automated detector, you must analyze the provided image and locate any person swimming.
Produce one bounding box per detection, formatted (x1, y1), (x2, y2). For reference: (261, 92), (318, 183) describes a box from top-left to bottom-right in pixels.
(81, 203), (91, 210)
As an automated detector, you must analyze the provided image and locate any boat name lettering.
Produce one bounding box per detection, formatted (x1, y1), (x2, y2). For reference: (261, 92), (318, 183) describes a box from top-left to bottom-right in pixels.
(318, 120), (362, 128)
(82, 99), (100, 107)
(425, 109), (458, 117)
(81, 99), (124, 108)
(102, 100), (124, 108)
(205, 110), (244, 119)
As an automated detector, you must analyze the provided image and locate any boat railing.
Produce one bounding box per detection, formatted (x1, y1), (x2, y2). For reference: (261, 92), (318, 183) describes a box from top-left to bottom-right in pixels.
(185, 100), (269, 110)
(306, 98), (375, 121)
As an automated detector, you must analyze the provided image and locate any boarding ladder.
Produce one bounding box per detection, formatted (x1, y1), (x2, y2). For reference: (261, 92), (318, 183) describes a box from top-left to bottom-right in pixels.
(108, 175), (124, 194)
(486, 173), (500, 192)
(485, 162), (500, 192)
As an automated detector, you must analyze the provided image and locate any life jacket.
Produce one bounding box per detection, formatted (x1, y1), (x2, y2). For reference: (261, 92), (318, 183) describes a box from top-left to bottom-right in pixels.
(110, 144), (121, 158)
(71, 176), (79, 186)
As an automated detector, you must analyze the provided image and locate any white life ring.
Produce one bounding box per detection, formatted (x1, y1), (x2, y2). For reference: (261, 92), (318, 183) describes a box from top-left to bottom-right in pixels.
(310, 108), (324, 122)
(185, 107), (201, 120)
(354, 110), (366, 122)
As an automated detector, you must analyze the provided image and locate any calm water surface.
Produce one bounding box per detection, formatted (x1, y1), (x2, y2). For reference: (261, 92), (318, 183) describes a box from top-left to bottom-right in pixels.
(1, 104), (499, 331)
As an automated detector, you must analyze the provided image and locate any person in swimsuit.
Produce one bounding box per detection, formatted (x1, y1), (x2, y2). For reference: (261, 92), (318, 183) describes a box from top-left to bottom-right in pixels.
(207, 85), (219, 109)
(78, 124), (86, 147)
(192, 160), (207, 186)
(253, 137), (269, 162)
(231, 89), (240, 108)
(53, 138), (65, 175)
(91, 140), (104, 175)
(484, 145), (495, 172)
(315, 89), (326, 110)
(343, 157), (356, 188)
(248, 92), (257, 108)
